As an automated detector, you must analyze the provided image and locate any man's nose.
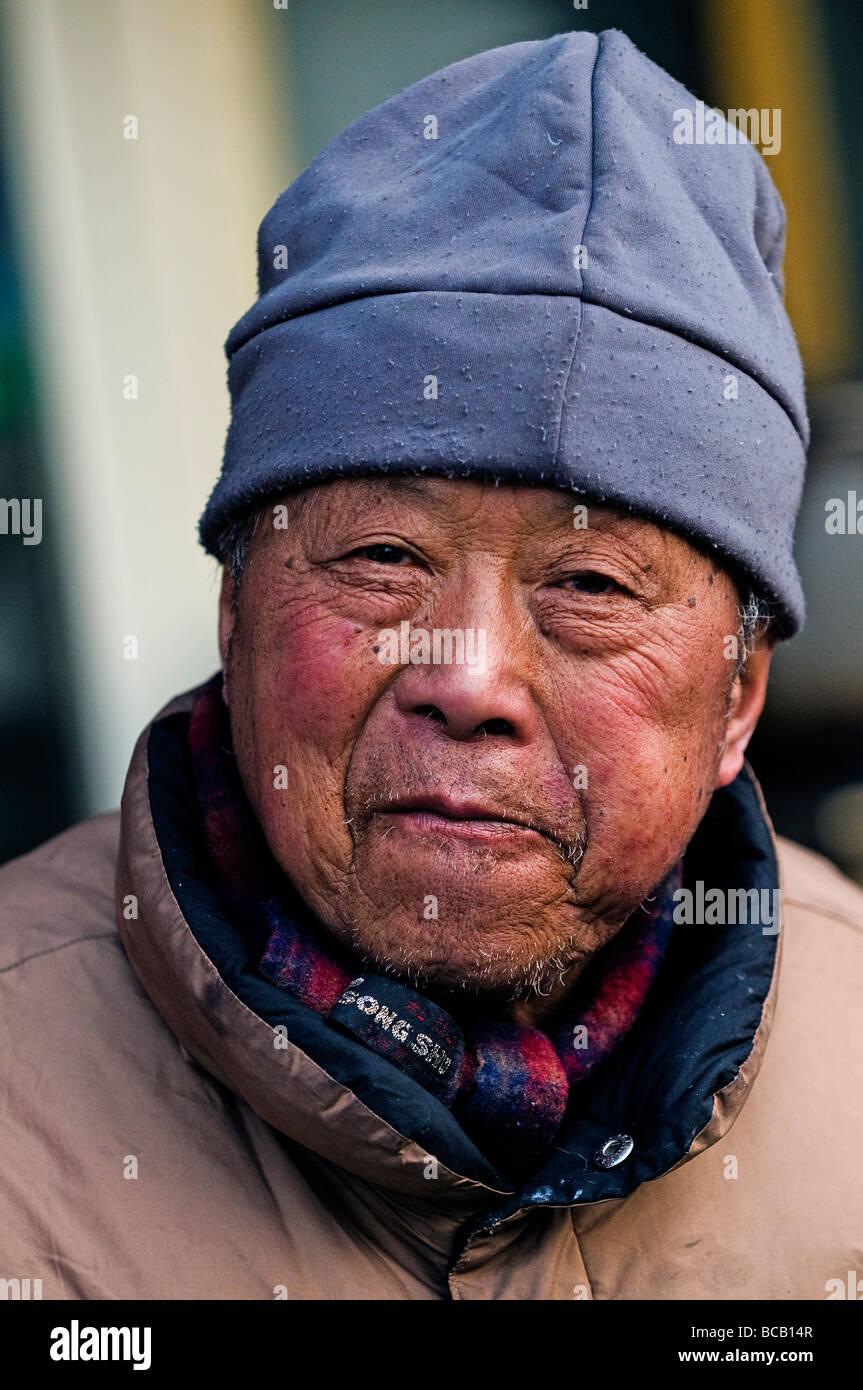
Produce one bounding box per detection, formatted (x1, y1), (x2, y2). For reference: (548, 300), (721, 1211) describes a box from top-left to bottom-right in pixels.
(392, 623), (538, 744)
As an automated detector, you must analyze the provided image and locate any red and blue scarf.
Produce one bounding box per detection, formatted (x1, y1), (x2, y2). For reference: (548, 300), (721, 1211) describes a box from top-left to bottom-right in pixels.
(189, 679), (680, 1177)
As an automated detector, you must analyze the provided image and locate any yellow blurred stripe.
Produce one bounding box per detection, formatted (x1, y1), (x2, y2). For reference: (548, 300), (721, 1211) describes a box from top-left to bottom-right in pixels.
(700, 0), (857, 382)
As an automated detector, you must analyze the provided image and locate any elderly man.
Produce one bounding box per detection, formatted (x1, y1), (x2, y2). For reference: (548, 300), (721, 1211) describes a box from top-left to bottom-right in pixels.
(2, 29), (862, 1303)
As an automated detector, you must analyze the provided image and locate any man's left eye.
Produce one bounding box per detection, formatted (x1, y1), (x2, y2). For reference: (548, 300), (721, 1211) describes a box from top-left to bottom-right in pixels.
(563, 571), (621, 595)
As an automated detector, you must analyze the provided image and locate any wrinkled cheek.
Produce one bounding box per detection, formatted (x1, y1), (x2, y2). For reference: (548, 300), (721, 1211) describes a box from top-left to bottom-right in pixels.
(560, 686), (696, 896)
(252, 618), (384, 759)
(233, 618), (385, 880)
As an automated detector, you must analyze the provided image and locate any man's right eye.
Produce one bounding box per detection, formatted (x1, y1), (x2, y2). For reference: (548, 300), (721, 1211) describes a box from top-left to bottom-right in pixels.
(348, 544), (414, 565)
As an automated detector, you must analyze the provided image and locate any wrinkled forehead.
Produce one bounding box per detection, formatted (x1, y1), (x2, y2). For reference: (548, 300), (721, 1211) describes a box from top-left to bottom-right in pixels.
(272, 473), (682, 553)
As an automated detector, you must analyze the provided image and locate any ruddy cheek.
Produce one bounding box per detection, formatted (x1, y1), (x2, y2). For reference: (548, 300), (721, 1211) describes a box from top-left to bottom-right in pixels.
(265, 619), (387, 754)
(555, 688), (680, 871)
(556, 684), (656, 798)
(243, 622), (383, 880)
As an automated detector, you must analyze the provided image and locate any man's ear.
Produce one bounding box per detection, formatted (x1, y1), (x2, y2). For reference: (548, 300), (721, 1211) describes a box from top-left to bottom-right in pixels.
(218, 566), (238, 706)
(715, 636), (775, 789)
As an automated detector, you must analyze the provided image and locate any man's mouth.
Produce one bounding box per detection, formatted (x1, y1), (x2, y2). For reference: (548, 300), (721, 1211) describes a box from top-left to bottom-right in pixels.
(368, 793), (549, 846)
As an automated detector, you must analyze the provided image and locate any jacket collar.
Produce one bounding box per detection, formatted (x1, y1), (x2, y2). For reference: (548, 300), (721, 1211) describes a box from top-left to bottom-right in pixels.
(116, 680), (783, 1215)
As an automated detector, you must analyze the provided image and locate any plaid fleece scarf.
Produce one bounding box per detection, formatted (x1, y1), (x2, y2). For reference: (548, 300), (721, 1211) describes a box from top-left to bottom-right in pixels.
(189, 677), (680, 1178)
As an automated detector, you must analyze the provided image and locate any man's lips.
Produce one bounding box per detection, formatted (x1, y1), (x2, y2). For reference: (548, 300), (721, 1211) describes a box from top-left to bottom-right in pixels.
(368, 794), (548, 845)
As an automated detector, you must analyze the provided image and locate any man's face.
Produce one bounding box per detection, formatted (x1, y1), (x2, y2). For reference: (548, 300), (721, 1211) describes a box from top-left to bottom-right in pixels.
(220, 477), (769, 1002)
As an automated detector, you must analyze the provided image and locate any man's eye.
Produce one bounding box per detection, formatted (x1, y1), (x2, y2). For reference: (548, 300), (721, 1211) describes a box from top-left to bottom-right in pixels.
(349, 544), (414, 565)
(563, 571), (621, 595)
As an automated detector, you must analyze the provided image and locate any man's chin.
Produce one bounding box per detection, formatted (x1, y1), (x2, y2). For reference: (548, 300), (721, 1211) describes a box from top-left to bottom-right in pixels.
(337, 845), (593, 996)
(349, 837), (579, 915)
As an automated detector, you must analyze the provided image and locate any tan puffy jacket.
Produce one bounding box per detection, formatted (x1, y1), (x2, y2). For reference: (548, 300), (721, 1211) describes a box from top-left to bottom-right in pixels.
(1, 684), (862, 1300)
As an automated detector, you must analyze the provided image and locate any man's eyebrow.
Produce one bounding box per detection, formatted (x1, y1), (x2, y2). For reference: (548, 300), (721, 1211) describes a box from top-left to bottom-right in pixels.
(370, 475), (432, 498)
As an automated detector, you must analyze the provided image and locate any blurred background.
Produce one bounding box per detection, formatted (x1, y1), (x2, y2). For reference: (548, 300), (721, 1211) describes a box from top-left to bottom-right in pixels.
(0, 0), (861, 878)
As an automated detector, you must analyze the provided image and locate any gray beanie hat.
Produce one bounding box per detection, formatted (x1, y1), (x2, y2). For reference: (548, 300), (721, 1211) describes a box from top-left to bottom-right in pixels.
(200, 28), (808, 635)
